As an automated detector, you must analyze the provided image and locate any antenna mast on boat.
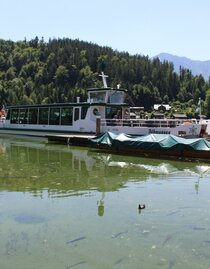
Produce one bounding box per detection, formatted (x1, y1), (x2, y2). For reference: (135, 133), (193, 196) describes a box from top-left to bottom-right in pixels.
(99, 72), (108, 88)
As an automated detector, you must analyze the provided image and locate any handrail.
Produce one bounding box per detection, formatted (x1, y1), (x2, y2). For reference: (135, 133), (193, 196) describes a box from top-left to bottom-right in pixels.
(100, 118), (199, 128)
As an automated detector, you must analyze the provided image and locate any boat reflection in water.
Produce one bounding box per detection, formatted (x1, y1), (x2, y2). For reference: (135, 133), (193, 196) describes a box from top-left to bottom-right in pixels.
(0, 138), (209, 199)
(1, 138), (210, 269)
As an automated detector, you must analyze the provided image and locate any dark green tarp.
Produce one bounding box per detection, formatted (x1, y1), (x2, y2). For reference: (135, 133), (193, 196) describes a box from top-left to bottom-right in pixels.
(89, 132), (210, 152)
(89, 132), (119, 147)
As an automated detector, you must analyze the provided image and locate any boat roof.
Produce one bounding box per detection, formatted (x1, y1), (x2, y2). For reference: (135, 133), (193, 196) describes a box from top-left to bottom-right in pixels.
(87, 87), (126, 93)
(7, 102), (129, 109)
(7, 102), (89, 109)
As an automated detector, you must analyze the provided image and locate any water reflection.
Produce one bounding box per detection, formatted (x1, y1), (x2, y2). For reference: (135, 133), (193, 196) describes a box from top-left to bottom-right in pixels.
(0, 138), (209, 198)
(1, 138), (210, 269)
(97, 192), (105, 216)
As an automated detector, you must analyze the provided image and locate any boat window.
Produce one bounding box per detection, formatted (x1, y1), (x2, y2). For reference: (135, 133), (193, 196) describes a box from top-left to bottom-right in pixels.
(74, 108), (80, 121)
(49, 107), (60, 125)
(11, 109), (19, 124)
(89, 91), (106, 102)
(109, 91), (124, 104)
(19, 109), (28, 124)
(6, 109), (10, 120)
(29, 108), (38, 124)
(81, 106), (88, 119)
(39, 108), (49, 124)
(106, 107), (120, 119)
(61, 107), (73, 125)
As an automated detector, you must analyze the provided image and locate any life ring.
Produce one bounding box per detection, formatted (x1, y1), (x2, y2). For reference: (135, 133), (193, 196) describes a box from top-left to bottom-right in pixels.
(93, 108), (99, 116)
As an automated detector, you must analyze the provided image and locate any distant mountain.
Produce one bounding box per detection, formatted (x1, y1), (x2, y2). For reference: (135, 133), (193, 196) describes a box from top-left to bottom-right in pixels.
(155, 53), (210, 80)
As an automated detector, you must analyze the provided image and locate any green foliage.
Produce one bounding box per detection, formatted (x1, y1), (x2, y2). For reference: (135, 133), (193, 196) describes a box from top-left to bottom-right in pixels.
(205, 89), (210, 118)
(0, 38), (209, 115)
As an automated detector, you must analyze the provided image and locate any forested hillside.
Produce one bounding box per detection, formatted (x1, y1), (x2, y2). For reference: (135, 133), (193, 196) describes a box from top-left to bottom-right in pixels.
(157, 53), (210, 81)
(0, 37), (210, 117)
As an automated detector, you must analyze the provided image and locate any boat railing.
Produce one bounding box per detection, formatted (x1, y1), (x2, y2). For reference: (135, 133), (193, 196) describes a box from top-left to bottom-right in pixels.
(100, 118), (198, 128)
(0, 116), (5, 123)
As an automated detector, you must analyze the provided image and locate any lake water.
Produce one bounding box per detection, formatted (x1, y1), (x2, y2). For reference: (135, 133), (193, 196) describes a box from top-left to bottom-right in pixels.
(0, 137), (210, 269)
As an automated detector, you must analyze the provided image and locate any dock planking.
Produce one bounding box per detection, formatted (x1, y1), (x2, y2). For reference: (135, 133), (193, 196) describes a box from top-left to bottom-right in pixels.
(46, 133), (96, 146)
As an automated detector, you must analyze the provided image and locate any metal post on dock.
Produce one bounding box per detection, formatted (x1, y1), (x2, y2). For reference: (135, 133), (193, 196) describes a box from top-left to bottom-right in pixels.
(96, 116), (101, 135)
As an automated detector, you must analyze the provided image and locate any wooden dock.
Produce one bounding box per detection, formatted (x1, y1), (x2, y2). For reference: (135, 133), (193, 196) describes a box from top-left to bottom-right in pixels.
(46, 134), (96, 146)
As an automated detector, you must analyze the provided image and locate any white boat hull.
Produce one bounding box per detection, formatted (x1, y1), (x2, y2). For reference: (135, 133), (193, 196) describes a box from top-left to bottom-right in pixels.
(0, 118), (204, 139)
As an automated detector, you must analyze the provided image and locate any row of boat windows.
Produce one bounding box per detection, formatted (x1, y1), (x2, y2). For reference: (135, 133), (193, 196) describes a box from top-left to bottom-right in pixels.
(149, 129), (171, 134)
(6, 107), (88, 125)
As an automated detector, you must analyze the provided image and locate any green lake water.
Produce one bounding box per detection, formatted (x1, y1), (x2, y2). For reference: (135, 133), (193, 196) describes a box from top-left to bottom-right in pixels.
(0, 137), (210, 269)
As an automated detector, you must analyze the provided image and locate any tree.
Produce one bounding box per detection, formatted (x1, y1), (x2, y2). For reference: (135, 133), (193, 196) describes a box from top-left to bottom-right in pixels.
(54, 65), (69, 86)
(205, 89), (210, 118)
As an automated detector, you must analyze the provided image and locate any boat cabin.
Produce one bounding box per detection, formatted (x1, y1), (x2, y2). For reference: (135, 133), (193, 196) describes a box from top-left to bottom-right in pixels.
(3, 72), (130, 133)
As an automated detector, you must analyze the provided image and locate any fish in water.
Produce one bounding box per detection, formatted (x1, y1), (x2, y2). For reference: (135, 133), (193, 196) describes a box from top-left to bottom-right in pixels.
(168, 259), (176, 269)
(162, 234), (173, 246)
(113, 257), (126, 265)
(66, 236), (86, 244)
(111, 231), (128, 238)
(166, 210), (179, 216)
(191, 226), (206, 231)
(66, 260), (86, 268)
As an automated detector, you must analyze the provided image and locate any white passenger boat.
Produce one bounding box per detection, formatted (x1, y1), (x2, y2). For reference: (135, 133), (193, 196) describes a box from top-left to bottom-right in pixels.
(0, 72), (207, 138)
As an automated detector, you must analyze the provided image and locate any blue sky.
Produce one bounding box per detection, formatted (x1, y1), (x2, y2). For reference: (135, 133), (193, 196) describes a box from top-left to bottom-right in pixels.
(1, 0), (210, 60)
